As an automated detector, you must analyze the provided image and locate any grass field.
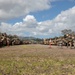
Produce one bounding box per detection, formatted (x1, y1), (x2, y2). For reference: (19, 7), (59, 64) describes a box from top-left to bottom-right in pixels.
(0, 44), (75, 75)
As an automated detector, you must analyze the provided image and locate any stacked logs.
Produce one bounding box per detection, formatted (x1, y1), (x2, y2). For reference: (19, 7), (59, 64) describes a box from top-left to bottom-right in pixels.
(43, 35), (75, 48)
(0, 32), (22, 47)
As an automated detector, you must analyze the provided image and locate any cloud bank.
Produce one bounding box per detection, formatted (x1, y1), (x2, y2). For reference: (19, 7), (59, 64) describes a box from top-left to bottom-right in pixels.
(0, 6), (75, 38)
(0, 0), (54, 20)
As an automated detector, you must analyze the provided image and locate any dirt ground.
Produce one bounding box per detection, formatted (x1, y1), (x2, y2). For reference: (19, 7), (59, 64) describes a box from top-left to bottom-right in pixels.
(0, 44), (75, 75)
(0, 44), (75, 59)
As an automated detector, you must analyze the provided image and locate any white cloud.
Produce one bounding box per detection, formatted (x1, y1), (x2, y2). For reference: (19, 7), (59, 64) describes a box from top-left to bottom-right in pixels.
(0, 6), (75, 37)
(53, 6), (75, 31)
(23, 15), (36, 22)
(23, 15), (37, 28)
(0, 0), (54, 20)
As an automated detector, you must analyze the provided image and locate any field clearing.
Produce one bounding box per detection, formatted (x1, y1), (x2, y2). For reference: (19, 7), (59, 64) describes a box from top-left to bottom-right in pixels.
(0, 44), (75, 75)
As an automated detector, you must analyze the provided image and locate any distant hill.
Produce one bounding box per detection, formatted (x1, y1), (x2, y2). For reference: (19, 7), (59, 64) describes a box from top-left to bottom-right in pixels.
(19, 36), (36, 40)
(19, 36), (43, 41)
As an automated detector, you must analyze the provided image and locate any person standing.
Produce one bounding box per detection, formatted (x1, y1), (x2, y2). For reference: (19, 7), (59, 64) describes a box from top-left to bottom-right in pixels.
(49, 39), (52, 48)
(7, 37), (10, 46)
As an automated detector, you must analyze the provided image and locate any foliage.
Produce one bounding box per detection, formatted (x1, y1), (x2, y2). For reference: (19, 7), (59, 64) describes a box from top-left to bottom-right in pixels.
(61, 29), (75, 36)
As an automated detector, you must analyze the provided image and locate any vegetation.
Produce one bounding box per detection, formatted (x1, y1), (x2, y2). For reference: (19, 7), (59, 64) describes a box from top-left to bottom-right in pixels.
(0, 45), (75, 75)
(61, 29), (75, 36)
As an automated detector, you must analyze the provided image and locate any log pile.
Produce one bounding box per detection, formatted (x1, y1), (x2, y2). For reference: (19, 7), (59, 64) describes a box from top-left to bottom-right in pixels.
(43, 34), (75, 48)
(0, 32), (22, 47)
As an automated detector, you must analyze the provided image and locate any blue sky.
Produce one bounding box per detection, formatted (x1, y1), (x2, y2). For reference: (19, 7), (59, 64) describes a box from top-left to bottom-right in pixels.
(0, 0), (75, 38)
(30, 0), (75, 22)
(6, 0), (75, 23)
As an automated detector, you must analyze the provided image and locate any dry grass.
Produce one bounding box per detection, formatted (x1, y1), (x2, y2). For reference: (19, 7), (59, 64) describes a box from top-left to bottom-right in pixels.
(0, 44), (75, 75)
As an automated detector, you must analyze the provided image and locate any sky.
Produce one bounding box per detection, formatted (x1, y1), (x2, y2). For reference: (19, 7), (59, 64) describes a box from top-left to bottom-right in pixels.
(0, 0), (75, 38)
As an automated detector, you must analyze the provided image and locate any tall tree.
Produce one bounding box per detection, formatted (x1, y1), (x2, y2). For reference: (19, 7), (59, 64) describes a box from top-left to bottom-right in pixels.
(61, 29), (72, 35)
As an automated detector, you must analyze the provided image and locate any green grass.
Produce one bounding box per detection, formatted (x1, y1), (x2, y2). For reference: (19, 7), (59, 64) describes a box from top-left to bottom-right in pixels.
(0, 45), (75, 75)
